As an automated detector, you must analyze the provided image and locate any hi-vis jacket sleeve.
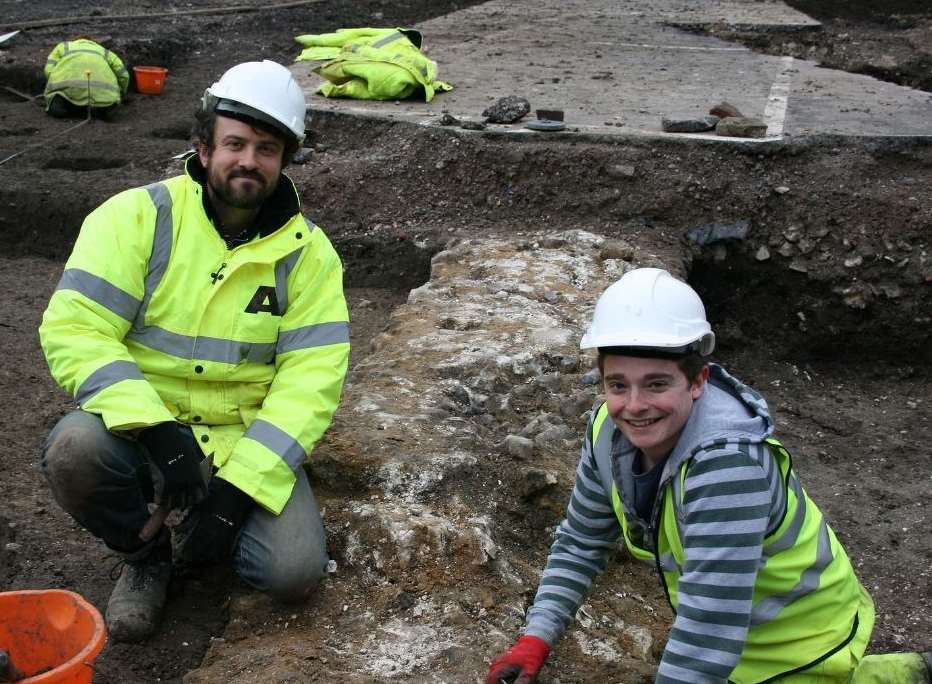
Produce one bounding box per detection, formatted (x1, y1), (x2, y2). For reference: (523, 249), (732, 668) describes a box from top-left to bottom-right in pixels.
(39, 189), (175, 430)
(105, 49), (130, 94)
(217, 229), (349, 514)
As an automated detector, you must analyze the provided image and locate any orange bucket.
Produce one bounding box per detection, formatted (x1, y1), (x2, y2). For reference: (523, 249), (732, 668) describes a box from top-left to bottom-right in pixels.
(133, 66), (168, 95)
(0, 590), (106, 683)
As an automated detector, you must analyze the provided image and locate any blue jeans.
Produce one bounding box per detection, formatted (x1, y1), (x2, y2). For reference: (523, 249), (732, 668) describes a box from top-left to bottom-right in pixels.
(41, 410), (329, 603)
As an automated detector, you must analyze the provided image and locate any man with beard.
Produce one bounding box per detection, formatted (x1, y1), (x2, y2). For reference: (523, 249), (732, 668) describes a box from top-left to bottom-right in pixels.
(38, 60), (350, 642)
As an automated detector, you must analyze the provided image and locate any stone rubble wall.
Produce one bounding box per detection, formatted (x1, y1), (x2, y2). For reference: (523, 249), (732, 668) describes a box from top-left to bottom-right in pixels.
(187, 232), (672, 683)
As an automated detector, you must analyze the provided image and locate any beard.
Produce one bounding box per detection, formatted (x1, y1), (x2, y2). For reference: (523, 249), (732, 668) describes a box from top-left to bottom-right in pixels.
(207, 167), (278, 210)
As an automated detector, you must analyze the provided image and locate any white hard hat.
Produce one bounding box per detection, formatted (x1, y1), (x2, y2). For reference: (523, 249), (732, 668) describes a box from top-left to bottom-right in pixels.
(203, 60), (306, 144)
(580, 267), (715, 355)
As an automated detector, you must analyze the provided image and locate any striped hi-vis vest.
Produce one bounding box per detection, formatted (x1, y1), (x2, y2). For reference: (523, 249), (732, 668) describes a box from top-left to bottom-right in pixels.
(590, 403), (866, 682)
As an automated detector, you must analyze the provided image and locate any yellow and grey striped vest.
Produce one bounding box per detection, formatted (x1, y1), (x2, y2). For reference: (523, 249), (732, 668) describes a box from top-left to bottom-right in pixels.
(591, 403), (866, 682)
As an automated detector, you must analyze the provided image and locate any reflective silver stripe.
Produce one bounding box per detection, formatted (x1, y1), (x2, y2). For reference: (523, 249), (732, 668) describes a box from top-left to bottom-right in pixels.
(56, 268), (141, 322)
(277, 321), (349, 354)
(372, 31), (404, 48)
(244, 419), (306, 470)
(274, 247), (304, 315)
(46, 80), (121, 93)
(76, 360), (144, 404)
(763, 473), (806, 555)
(133, 183), (174, 331)
(128, 326), (276, 365)
(750, 517), (833, 625)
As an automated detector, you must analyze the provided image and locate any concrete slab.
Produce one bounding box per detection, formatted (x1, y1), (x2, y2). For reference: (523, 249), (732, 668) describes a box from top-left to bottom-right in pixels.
(291, 0), (932, 143)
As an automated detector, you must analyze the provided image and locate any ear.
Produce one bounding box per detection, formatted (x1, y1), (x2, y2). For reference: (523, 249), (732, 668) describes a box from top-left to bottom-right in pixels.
(690, 365), (710, 400)
(197, 142), (210, 167)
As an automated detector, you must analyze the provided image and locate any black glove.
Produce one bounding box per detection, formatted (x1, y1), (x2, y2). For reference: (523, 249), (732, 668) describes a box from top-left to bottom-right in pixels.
(175, 477), (254, 567)
(138, 421), (207, 510)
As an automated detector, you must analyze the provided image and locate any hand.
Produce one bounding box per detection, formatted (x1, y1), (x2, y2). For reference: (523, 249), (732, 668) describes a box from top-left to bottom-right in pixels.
(138, 422), (207, 510)
(486, 635), (551, 684)
(174, 477), (254, 567)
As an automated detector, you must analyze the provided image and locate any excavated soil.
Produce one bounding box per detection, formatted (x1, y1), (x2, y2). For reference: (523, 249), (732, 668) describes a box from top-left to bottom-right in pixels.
(0, 1), (929, 682)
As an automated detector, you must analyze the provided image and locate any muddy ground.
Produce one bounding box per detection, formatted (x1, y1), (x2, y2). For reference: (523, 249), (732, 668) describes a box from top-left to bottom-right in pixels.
(0, 1), (930, 682)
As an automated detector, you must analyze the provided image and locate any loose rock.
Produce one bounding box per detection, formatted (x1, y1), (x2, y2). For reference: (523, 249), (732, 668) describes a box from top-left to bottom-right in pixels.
(716, 117), (768, 138)
(709, 101), (743, 119)
(483, 96), (531, 124)
(503, 434), (534, 460)
(661, 114), (720, 133)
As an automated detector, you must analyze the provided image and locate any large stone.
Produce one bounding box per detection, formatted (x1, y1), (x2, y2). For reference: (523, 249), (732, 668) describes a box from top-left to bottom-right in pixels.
(483, 95), (531, 124)
(661, 114), (719, 133)
(709, 101), (743, 119)
(716, 116), (768, 138)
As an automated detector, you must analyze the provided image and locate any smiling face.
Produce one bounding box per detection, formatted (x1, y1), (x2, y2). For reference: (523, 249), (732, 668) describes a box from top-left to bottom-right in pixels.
(197, 115), (285, 212)
(602, 354), (709, 466)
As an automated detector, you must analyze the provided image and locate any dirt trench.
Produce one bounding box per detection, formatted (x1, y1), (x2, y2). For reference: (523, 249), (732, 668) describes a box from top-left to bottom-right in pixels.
(0, 2), (930, 682)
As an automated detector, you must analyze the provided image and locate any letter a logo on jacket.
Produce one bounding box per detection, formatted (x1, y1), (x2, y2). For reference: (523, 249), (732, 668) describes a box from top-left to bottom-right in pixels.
(245, 286), (282, 316)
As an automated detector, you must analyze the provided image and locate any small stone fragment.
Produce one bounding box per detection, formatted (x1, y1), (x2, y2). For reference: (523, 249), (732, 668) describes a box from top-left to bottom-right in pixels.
(504, 435), (534, 460)
(755, 245), (771, 261)
(438, 113), (460, 126)
(581, 368), (602, 386)
(517, 468), (558, 498)
(600, 239), (634, 260)
(777, 242), (794, 258)
(460, 120), (487, 131)
(774, 186), (790, 194)
(292, 148), (313, 165)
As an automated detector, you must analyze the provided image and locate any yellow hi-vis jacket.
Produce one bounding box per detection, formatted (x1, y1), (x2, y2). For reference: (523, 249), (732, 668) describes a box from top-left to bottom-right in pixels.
(39, 156), (350, 514)
(44, 39), (130, 109)
(295, 27), (452, 102)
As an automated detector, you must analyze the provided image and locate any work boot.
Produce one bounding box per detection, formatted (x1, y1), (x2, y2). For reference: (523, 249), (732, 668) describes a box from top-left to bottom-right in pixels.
(105, 555), (172, 643)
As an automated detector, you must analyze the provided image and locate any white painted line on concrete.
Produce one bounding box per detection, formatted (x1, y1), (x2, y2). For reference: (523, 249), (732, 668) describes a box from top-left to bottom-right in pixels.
(592, 41), (748, 52)
(763, 56), (794, 139)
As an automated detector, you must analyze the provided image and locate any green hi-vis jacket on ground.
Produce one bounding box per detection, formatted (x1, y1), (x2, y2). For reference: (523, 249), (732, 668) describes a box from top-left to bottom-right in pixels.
(44, 39), (129, 109)
(39, 156), (350, 515)
(295, 27), (452, 102)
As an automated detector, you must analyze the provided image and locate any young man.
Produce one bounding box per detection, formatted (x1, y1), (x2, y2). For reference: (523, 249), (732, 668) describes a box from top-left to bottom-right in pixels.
(487, 268), (930, 683)
(39, 60), (350, 643)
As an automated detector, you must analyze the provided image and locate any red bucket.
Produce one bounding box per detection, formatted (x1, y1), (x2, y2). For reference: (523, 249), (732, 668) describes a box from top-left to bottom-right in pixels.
(0, 590), (106, 683)
(133, 66), (168, 95)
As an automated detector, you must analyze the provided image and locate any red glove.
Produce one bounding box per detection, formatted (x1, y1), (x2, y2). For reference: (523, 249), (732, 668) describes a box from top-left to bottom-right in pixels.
(485, 635), (551, 684)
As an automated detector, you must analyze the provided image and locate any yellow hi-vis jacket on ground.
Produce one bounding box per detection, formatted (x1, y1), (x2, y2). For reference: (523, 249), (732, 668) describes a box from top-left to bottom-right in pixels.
(39, 156), (350, 515)
(44, 39), (130, 110)
(295, 27), (452, 102)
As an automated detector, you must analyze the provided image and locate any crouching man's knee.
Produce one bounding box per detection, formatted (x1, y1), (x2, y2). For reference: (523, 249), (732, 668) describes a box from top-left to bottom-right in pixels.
(41, 412), (118, 508)
(262, 554), (328, 604)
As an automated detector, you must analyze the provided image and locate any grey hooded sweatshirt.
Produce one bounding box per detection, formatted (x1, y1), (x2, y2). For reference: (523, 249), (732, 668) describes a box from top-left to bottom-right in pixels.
(524, 364), (791, 683)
